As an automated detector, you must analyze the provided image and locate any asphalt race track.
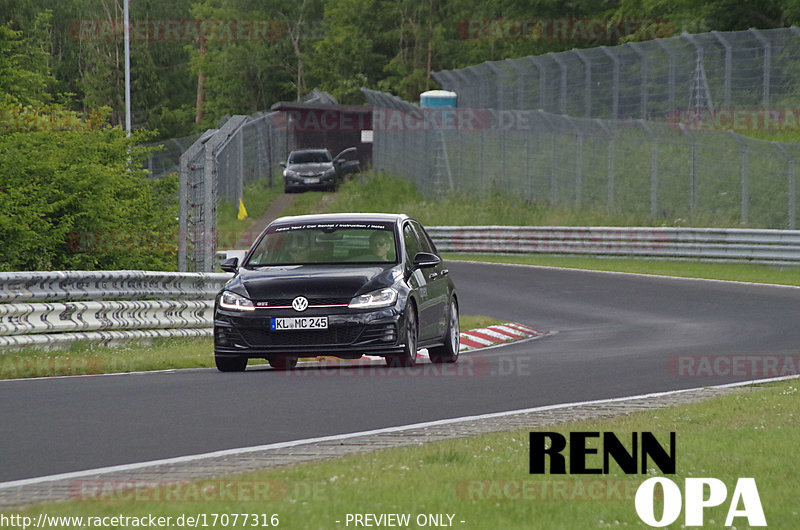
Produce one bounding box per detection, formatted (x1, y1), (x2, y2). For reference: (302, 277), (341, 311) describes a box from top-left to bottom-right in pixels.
(2, 261), (799, 483)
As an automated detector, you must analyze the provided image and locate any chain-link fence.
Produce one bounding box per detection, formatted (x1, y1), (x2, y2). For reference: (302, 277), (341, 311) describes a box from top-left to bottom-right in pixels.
(433, 27), (800, 119)
(178, 112), (287, 272)
(362, 89), (800, 230)
(144, 133), (203, 179)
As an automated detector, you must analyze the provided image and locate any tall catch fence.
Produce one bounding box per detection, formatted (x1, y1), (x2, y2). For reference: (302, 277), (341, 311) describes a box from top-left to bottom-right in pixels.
(433, 27), (800, 119)
(144, 133), (202, 179)
(178, 112), (287, 272)
(362, 89), (800, 230)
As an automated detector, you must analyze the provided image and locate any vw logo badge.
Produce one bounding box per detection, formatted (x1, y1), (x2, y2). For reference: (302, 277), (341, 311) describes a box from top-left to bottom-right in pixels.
(292, 296), (309, 312)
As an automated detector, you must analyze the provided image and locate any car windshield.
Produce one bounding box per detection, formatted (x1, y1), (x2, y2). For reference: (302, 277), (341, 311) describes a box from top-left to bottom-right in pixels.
(246, 222), (398, 266)
(288, 151), (332, 164)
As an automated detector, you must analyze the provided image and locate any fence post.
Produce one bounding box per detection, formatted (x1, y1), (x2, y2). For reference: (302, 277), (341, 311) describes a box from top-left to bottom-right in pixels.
(486, 62), (504, 110)
(548, 52), (568, 115)
(599, 46), (620, 119)
(682, 129), (698, 218)
(527, 57), (546, 111)
(749, 28), (772, 107)
(573, 49), (592, 118)
(774, 142), (797, 229)
(638, 120), (659, 217)
(655, 39), (677, 115)
(537, 110), (558, 205)
(710, 31), (733, 108)
(594, 120), (615, 211)
(626, 42), (649, 119)
(505, 59), (527, 110)
(728, 132), (750, 225)
(178, 156), (188, 272)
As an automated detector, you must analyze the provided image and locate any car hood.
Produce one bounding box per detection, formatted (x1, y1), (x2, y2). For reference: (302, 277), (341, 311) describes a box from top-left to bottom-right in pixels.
(286, 162), (333, 173)
(227, 264), (401, 300)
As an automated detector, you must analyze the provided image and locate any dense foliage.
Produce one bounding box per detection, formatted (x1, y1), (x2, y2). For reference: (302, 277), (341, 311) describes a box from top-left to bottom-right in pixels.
(0, 128), (177, 271)
(1, 0), (798, 271)
(1, 0), (798, 137)
(0, 17), (177, 271)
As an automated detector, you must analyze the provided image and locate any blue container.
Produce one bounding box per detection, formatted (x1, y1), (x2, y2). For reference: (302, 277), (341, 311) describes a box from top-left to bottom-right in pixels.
(420, 90), (457, 108)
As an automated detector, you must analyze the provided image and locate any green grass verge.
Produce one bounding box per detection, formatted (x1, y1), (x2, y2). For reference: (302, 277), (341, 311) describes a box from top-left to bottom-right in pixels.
(0, 337), (215, 379)
(216, 179), (284, 249)
(446, 254), (800, 287)
(10, 379), (799, 528)
(306, 174), (650, 227)
(0, 316), (500, 380)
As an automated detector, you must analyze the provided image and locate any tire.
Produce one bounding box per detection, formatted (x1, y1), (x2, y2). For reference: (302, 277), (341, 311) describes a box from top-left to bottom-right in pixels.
(386, 304), (418, 367)
(215, 355), (247, 372)
(268, 356), (298, 370)
(429, 299), (460, 364)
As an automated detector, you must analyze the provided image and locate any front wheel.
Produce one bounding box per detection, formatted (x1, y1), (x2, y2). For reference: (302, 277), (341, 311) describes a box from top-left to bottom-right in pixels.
(386, 305), (418, 367)
(268, 357), (298, 370)
(429, 299), (459, 364)
(215, 355), (247, 372)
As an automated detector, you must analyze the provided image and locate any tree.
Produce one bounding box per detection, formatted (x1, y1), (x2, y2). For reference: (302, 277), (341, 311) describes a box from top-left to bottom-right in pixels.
(0, 20), (178, 271)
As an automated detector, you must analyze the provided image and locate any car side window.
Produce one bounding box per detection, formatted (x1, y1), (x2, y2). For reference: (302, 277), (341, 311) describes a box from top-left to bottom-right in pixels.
(403, 224), (422, 268)
(410, 221), (437, 255)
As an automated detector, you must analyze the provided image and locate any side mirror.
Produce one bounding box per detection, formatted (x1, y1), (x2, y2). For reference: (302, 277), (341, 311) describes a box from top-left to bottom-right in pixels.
(412, 252), (441, 270)
(220, 257), (239, 273)
(279, 162), (286, 168)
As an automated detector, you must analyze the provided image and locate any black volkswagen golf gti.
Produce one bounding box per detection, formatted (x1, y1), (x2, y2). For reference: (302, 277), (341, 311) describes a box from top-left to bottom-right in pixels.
(214, 213), (459, 371)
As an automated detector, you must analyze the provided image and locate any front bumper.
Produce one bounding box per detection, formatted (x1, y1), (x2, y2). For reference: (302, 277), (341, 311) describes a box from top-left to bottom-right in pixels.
(214, 306), (407, 359)
(284, 173), (336, 191)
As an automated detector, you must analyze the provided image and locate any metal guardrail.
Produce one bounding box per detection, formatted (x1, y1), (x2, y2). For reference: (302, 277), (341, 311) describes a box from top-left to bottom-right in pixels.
(428, 226), (800, 264)
(0, 271), (232, 350)
(5, 227), (800, 349)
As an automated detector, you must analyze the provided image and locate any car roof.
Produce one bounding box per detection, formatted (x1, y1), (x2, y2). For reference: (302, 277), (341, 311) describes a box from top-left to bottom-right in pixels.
(289, 148), (330, 154)
(270, 212), (410, 227)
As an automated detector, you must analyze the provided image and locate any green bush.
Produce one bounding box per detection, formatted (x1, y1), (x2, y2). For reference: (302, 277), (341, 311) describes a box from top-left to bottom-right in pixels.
(0, 128), (177, 271)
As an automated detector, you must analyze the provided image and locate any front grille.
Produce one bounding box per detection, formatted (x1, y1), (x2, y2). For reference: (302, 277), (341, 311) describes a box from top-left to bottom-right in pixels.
(263, 297), (350, 307)
(241, 325), (363, 347)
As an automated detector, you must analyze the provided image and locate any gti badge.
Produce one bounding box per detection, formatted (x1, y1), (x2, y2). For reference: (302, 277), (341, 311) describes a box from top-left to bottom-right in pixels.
(292, 296), (309, 312)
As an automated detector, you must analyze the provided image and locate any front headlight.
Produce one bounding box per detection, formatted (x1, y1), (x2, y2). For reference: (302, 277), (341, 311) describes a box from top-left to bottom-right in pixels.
(283, 169), (299, 178)
(348, 287), (398, 309)
(219, 291), (256, 311)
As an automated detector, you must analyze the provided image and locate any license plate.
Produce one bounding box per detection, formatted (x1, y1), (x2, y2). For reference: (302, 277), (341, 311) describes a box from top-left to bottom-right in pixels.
(271, 317), (328, 330)
(303, 178), (320, 184)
